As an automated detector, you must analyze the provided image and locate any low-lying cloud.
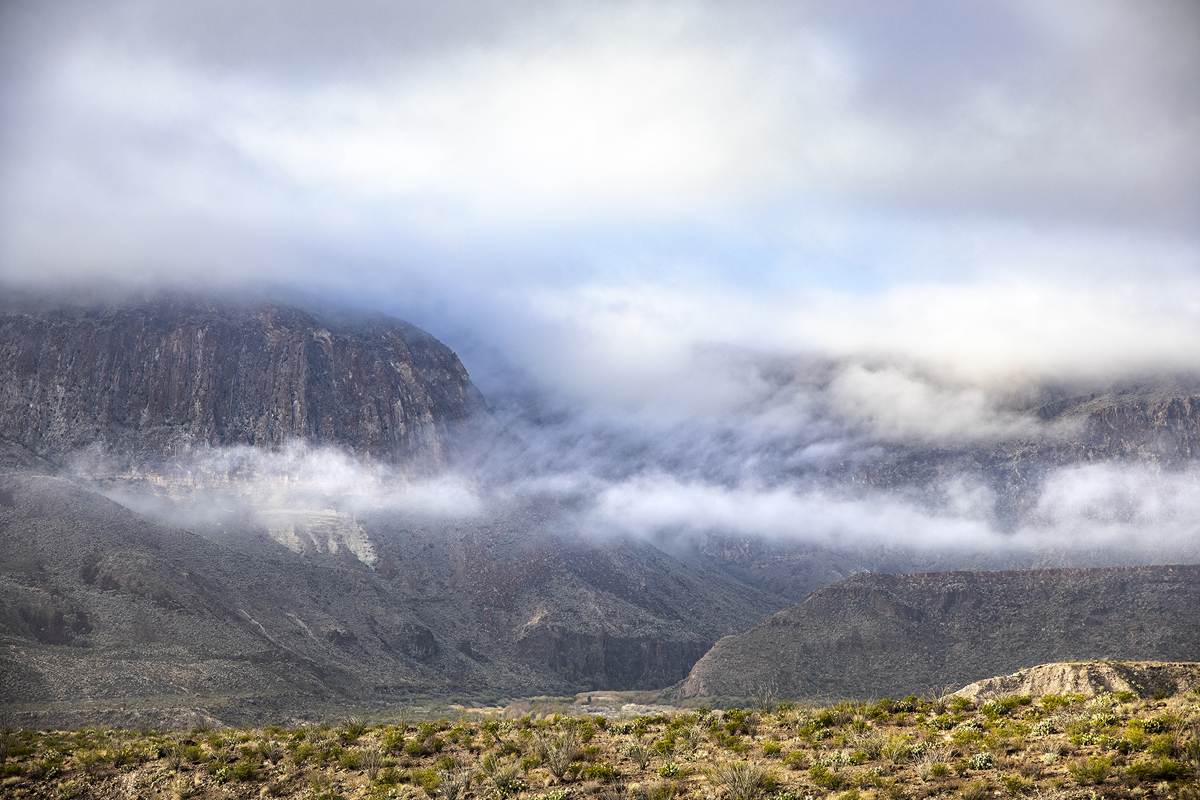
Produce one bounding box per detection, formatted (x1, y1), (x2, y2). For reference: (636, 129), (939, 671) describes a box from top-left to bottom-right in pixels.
(3, 1), (1199, 572)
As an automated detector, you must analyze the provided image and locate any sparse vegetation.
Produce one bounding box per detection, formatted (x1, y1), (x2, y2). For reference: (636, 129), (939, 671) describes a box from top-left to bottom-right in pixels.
(1, 682), (1199, 800)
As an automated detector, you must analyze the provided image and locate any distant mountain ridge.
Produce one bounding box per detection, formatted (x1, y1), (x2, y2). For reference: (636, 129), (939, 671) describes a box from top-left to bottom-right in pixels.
(0, 297), (486, 468)
(669, 564), (1200, 701)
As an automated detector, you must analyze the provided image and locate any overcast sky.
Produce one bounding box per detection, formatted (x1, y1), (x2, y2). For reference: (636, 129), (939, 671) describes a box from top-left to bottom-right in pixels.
(3, 0), (1198, 403)
(5, 0), (1200, 554)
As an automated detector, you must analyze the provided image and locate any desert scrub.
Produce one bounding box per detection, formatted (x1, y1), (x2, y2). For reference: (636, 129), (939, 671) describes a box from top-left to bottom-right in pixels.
(1126, 756), (1187, 781)
(960, 777), (991, 800)
(980, 696), (1032, 719)
(1040, 694), (1085, 712)
(710, 761), (772, 800)
(1067, 756), (1111, 785)
(230, 756), (261, 781)
(583, 761), (621, 782)
(761, 740), (782, 757)
(880, 735), (913, 764)
(807, 763), (843, 790)
(537, 729), (582, 779)
(621, 743), (654, 769)
(928, 714), (956, 731)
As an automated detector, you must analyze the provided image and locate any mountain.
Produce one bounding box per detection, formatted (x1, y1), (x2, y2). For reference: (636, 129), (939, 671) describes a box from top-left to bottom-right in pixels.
(0, 296), (486, 468)
(669, 565), (1200, 702)
(5, 294), (1200, 726)
(0, 297), (795, 725)
(0, 459), (786, 728)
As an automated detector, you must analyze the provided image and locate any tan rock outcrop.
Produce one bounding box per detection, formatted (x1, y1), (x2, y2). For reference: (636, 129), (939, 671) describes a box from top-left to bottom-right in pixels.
(953, 660), (1200, 701)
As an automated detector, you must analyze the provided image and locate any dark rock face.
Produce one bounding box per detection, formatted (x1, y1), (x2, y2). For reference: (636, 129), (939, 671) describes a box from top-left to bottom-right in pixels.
(514, 626), (711, 690)
(0, 299), (486, 466)
(671, 565), (1200, 701)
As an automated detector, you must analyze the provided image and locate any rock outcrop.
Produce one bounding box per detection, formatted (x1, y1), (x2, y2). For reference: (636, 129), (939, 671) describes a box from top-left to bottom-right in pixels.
(0, 297), (486, 468)
(953, 660), (1200, 702)
(670, 565), (1200, 701)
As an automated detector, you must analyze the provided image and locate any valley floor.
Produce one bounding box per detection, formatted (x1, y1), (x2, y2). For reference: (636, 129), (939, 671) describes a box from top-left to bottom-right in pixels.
(2, 668), (1199, 800)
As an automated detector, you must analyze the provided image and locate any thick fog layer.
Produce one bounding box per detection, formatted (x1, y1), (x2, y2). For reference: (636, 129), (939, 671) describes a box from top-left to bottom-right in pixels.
(3, 1), (1199, 565)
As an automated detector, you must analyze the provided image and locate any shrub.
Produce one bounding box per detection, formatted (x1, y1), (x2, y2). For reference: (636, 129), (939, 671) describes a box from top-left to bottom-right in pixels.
(412, 766), (441, 795)
(807, 764), (842, 790)
(1041, 695), (1083, 712)
(930, 714), (956, 731)
(881, 736), (913, 764)
(783, 750), (809, 770)
(583, 762), (620, 782)
(761, 741), (782, 757)
(1149, 734), (1179, 757)
(376, 766), (402, 786)
(1127, 757), (1186, 781)
(1068, 756), (1111, 785)
(230, 757), (260, 782)
(961, 778), (991, 800)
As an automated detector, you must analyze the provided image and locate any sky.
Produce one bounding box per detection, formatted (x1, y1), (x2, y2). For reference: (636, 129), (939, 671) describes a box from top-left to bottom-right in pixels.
(3, 0), (1200, 557)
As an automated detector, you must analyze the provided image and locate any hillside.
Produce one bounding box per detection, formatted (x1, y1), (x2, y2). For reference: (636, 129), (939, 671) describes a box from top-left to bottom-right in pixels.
(0, 661), (1198, 800)
(0, 472), (787, 728)
(670, 566), (1200, 701)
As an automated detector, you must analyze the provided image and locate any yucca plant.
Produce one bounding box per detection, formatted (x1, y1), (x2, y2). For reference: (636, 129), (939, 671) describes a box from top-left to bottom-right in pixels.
(709, 761), (768, 800)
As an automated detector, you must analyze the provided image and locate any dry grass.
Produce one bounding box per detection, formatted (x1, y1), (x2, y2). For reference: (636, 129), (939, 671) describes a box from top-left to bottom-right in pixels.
(1, 687), (1198, 800)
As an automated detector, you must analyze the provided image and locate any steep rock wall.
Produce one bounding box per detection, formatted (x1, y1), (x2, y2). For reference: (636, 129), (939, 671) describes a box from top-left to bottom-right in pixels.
(0, 299), (486, 466)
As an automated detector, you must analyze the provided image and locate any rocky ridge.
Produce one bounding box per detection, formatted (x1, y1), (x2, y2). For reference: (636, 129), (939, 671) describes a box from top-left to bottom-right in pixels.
(670, 565), (1200, 701)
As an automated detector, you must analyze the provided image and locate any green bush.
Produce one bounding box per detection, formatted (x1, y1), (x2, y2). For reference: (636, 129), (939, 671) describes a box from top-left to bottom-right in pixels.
(807, 764), (842, 790)
(1040, 695), (1083, 712)
(1067, 756), (1110, 785)
(783, 750), (809, 770)
(961, 778), (990, 800)
(230, 757), (260, 782)
(1001, 774), (1031, 796)
(761, 741), (782, 757)
(1126, 757), (1186, 781)
(376, 766), (402, 786)
(582, 762), (620, 782)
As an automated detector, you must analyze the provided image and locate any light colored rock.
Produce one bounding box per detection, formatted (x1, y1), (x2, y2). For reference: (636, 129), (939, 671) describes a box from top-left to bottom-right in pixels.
(953, 660), (1200, 702)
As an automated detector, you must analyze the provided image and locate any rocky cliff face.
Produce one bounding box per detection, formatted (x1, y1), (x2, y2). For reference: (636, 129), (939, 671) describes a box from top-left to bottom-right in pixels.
(0, 298), (486, 467)
(670, 564), (1200, 701)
